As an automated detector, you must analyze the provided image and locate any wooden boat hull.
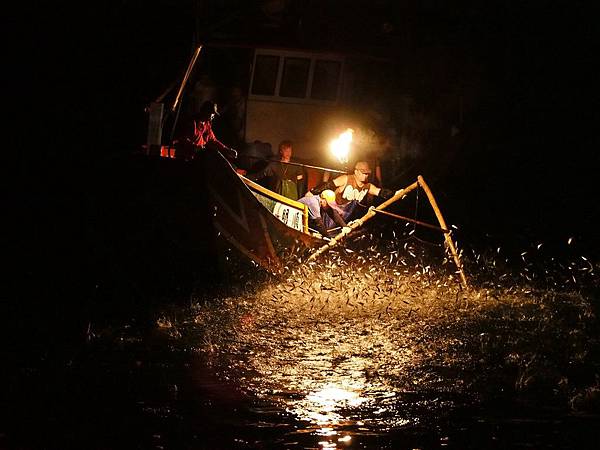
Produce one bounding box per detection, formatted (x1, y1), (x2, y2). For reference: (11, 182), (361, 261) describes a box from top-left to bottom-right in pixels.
(203, 150), (322, 272)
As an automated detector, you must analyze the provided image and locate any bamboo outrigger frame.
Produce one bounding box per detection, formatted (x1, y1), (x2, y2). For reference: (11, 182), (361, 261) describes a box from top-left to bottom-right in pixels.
(308, 175), (468, 289)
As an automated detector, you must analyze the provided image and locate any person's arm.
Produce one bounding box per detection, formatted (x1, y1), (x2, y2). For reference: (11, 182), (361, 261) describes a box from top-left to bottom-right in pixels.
(207, 126), (237, 158)
(312, 217), (329, 237)
(370, 184), (401, 200)
(191, 120), (201, 146)
(323, 204), (347, 228)
(206, 127), (227, 151)
(295, 166), (304, 181)
(295, 167), (306, 197)
(309, 174), (347, 196)
(247, 162), (274, 182)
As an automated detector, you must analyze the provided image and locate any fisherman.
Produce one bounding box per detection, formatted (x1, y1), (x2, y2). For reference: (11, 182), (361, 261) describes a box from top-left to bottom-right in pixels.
(298, 189), (350, 238)
(190, 100), (238, 160)
(244, 140), (304, 200)
(304, 161), (401, 230)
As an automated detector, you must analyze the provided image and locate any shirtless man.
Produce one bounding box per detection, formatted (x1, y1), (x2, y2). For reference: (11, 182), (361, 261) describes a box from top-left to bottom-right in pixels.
(302, 161), (400, 230)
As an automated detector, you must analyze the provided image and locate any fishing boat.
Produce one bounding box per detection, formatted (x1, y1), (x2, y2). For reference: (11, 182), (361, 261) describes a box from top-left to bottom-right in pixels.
(145, 43), (468, 287)
(202, 149), (323, 273)
(200, 148), (468, 287)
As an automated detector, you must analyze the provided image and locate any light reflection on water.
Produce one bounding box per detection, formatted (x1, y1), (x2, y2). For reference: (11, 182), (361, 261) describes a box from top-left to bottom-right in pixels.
(182, 242), (597, 447)
(191, 263), (461, 446)
(236, 307), (419, 448)
(247, 318), (417, 437)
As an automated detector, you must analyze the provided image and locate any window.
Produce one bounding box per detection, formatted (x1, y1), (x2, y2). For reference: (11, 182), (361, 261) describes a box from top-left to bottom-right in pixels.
(311, 60), (341, 101)
(279, 57), (310, 98)
(251, 55), (279, 95)
(249, 51), (343, 102)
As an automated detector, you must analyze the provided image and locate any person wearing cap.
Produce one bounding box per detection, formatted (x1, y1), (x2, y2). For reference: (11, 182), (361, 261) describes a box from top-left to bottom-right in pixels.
(298, 189), (350, 238)
(305, 160), (401, 231)
(190, 100), (237, 160)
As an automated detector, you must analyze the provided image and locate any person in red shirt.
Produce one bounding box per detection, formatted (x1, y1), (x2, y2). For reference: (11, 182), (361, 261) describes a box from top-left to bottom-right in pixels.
(191, 101), (237, 160)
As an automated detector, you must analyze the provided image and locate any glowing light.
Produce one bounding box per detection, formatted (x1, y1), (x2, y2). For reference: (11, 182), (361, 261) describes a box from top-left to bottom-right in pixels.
(329, 128), (353, 164)
(314, 427), (335, 435)
(307, 385), (363, 411)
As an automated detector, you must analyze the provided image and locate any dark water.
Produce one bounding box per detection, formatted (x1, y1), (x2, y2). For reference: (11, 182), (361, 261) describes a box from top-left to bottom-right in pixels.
(4, 224), (599, 449)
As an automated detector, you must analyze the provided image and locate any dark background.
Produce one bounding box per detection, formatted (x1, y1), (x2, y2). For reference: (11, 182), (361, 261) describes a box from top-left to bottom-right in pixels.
(14, 1), (597, 216)
(6, 0), (598, 325)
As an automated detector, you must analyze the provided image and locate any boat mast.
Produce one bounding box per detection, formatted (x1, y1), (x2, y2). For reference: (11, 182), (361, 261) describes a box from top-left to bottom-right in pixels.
(171, 45), (203, 114)
(167, 45), (203, 149)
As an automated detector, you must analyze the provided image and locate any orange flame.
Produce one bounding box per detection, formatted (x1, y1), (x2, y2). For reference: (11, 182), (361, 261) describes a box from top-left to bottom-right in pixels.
(329, 128), (353, 164)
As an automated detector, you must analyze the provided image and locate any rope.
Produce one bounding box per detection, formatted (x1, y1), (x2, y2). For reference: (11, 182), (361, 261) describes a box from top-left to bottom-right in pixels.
(357, 185), (444, 247)
(358, 188), (449, 247)
(372, 209), (448, 233)
(406, 186), (444, 247)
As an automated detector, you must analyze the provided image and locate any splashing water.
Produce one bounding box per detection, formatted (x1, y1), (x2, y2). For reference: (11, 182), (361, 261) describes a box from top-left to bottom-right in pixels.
(159, 227), (599, 448)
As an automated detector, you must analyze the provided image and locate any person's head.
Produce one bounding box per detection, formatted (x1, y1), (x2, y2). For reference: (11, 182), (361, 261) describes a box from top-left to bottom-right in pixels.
(354, 161), (371, 183)
(197, 101), (219, 122)
(319, 189), (336, 207)
(278, 140), (293, 161)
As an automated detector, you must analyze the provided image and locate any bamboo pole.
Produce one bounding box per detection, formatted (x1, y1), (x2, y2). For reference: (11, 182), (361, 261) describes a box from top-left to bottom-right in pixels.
(172, 46), (202, 112)
(242, 155), (347, 175)
(417, 175), (468, 288)
(307, 181), (419, 261)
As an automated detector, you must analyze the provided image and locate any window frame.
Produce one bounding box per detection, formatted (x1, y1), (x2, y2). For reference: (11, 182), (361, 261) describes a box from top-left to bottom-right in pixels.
(249, 49), (344, 105)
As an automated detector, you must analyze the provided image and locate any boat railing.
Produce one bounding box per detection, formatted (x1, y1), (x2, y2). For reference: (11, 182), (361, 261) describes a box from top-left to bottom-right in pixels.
(238, 175), (310, 234)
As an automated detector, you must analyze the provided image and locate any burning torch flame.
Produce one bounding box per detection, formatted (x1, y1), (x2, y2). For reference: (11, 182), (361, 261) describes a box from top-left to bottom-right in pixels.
(329, 128), (353, 164)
